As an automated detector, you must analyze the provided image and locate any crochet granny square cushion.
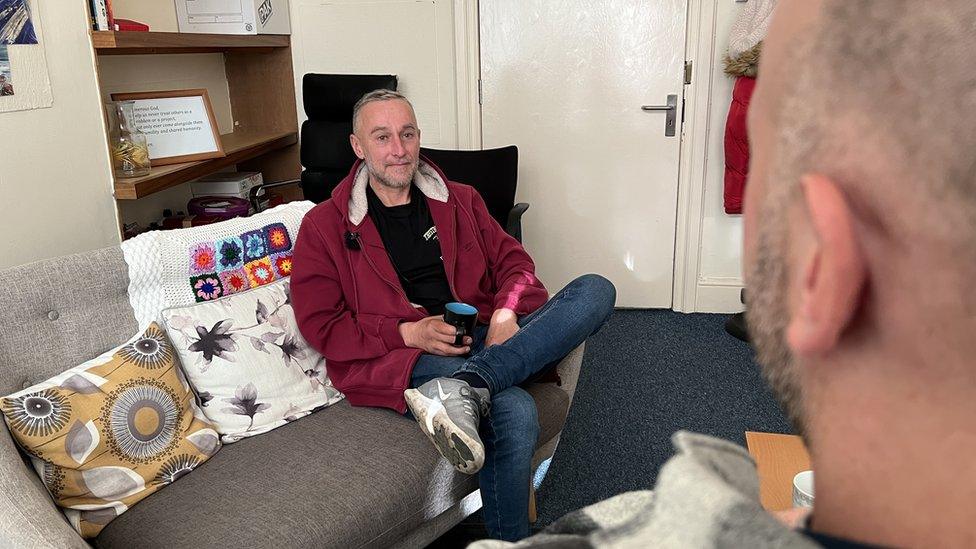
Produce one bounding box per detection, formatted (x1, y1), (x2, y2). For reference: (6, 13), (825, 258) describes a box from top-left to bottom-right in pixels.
(121, 201), (315, 329)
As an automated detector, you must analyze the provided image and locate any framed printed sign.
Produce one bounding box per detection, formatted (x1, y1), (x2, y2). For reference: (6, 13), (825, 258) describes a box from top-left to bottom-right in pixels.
(110, 89), (225, 166)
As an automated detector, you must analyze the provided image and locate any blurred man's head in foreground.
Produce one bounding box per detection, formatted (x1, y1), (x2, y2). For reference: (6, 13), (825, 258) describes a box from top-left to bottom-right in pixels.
(745, 1), (976, 544)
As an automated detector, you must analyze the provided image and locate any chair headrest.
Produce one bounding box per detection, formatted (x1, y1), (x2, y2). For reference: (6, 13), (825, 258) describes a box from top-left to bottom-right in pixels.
(302, 74), (398, 121)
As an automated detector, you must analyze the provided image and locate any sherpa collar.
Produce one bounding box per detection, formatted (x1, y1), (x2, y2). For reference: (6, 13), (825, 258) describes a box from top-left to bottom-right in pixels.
(347, 160), (449, 225)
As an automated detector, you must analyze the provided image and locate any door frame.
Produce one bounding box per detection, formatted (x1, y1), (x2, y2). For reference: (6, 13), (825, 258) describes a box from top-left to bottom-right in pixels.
(454, 0), (483, 149)
(457, 0), (742, 311)
(672, 0), (745, 313)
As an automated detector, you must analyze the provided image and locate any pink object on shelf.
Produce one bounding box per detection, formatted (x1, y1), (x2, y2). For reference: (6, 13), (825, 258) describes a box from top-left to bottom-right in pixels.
(187, 196), (251, 219)
(114, 18), (150, 32)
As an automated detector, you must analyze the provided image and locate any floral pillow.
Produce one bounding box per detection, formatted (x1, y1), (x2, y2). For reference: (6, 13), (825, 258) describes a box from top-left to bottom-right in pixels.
(161, 278), (344, 443)
(0, 324), (221, 538)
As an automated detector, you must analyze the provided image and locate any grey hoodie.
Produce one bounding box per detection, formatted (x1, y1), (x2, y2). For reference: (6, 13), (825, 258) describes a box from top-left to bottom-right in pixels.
(470, 432), (821, 549)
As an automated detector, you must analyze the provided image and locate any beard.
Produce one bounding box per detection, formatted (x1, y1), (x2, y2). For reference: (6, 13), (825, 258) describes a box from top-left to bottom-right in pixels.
(365, 157), (418, 190)
(746, 203), (807, 437)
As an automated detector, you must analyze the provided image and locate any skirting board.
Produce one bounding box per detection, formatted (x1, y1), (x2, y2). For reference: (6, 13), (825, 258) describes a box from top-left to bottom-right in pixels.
(695, 278), (745, 314)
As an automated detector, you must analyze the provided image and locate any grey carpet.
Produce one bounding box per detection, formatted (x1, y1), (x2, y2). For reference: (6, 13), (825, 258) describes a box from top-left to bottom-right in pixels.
(428, 309), (793, 545)
(535, 309), (792, 525)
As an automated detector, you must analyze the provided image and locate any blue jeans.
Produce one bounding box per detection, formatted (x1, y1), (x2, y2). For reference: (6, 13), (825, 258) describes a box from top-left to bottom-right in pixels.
(409, 274), (615, 541)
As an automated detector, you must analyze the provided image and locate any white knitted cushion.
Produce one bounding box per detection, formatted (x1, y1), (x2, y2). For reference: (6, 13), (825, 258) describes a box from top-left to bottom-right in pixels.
(728, 0), (778, 59)
(160, 278), (343, 443)
(121, 201), (315, 328)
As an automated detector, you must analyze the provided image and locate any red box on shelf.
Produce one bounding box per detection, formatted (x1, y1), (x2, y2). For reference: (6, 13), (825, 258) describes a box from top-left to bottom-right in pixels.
(114, 19), (150, 32)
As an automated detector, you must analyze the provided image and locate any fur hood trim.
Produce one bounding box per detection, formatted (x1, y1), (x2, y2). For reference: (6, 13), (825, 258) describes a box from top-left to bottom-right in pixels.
(724, 42), (763, 78)
(347, 160), (449, 225)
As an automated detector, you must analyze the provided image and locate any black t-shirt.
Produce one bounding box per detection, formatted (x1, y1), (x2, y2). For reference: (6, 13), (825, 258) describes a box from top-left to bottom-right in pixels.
(366, 184), (454, 315)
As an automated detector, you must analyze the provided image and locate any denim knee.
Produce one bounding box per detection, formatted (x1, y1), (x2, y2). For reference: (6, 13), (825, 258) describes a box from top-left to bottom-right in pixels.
(572, 274), (616, 317)
(489, 388), (540, 449)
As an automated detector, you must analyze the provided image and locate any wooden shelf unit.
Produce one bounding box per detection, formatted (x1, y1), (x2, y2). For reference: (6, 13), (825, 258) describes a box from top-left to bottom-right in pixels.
(90, 30), (302, 214)
(92, 31), (290, 55)
(113, 130), (297, 199)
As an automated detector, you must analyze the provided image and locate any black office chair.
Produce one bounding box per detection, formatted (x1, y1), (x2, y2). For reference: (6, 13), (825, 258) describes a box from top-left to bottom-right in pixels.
(420, 146), (529, 242)
(300, 73), (398, 203)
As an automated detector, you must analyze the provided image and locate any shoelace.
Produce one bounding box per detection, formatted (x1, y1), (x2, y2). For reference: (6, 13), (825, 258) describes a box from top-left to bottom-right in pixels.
(457, 386), (488, 418)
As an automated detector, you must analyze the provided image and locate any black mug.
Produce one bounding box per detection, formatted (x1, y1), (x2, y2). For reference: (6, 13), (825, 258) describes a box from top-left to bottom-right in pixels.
(443, 302), (478, 346)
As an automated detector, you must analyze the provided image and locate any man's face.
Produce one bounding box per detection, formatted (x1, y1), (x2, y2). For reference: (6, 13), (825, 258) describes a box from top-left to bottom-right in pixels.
(743, 2), (823, 433)
(350, 99), (421, 189)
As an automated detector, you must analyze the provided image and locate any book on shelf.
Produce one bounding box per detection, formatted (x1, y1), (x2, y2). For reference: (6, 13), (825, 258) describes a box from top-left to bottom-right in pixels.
(87, 0), (97, 29)
(105, 0), (115, 31)
(89, 0), (109, 31)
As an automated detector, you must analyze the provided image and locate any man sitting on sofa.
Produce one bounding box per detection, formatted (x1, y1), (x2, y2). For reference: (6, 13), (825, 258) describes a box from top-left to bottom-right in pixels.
(291, 89), (615, 541)
(472, 0), (976, 547)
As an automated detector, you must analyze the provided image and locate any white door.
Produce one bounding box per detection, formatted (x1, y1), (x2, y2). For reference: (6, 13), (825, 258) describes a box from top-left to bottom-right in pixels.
(480, 0), (687, 307)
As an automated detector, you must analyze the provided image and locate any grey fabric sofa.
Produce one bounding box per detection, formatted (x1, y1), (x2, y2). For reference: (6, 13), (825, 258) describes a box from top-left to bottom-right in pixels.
(0, 246), (583, 549)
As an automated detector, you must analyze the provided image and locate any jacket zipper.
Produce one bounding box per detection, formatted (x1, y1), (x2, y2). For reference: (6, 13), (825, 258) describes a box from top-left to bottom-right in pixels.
(350, 230), (419, 315)
(447, 203), (462, 303)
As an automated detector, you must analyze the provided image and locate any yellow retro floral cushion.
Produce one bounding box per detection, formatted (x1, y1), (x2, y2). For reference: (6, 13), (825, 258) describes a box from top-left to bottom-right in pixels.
(0, 323), (220, 538)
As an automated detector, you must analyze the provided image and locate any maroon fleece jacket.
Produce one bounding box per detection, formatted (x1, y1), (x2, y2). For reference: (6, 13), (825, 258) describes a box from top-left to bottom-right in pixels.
(291, 157), (548, 413)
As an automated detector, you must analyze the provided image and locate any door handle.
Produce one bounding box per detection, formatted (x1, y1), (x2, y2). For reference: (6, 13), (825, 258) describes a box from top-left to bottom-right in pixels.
(641, 94), (678, 137)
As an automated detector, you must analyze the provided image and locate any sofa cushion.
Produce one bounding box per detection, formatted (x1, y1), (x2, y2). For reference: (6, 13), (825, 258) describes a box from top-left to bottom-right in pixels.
(121, 201), (314, 329)
(0, 247), (138, 397)
(0, 323), (221, 539)
(93, 383), (569, 549)
(161, 279), (344, 443)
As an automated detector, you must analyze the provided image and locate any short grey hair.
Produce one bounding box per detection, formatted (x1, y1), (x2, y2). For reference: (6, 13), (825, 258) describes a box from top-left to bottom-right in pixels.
(352, 89), (413, 133)
(772, 0), (976, 271)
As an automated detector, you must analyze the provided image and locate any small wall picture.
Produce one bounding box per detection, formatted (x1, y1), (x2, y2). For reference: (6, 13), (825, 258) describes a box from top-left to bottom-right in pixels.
(0, 45), (13, 96)
(0, 0), (38, 44)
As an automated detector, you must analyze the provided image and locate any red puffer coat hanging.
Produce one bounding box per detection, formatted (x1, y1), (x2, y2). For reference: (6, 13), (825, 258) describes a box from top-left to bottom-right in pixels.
(723, 0), (777, 214)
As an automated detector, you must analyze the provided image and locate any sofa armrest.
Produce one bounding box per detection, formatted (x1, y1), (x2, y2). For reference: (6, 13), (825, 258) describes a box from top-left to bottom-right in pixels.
(0, 427), (89, 549)
(505, 202), (530, 243)
(527, 344), (584, 472)
(554, 343), (584, 407)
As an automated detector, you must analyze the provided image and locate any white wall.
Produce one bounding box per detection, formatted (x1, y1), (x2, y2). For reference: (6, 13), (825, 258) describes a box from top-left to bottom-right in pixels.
(0, 0), (120, 270)
(289, 0), (475, 149)
(111, 0), (180, 31)
(674, 0), (746, 313)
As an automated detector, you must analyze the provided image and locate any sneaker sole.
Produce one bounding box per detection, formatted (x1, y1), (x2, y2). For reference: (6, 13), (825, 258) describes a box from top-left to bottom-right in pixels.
(404, 389), (485, 474)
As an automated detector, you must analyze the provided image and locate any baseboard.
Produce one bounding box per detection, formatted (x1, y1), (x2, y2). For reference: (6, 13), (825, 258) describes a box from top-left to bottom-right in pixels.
(695, 278), (745, 313)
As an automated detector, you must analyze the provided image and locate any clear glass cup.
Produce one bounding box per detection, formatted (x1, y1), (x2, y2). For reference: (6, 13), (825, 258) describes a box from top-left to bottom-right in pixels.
(110, 100), (151, 178)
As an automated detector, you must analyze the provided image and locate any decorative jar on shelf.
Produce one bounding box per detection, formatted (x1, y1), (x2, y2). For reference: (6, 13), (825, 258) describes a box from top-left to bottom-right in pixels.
(110, 100), (151, 178)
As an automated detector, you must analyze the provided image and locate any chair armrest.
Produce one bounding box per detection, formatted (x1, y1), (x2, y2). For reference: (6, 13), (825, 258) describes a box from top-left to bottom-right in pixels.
(554, 343), (584, 408)
(527, 343), (584, 470)
(264, 178), (302, 188)
(506, 202), (530, 242)
(0, 428), (88, 548)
